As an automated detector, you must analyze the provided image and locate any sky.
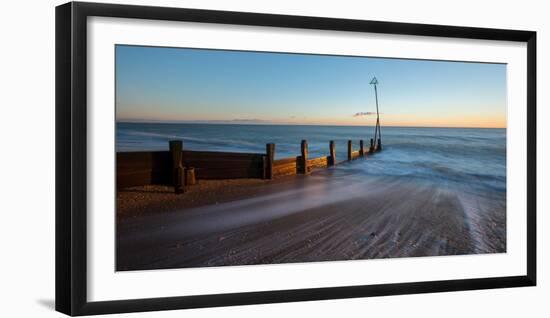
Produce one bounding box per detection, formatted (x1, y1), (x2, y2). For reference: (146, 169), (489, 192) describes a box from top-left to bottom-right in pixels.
(115, 45), (507, 128)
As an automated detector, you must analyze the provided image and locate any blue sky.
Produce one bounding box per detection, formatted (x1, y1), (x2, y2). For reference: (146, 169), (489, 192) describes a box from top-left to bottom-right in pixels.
(115, 45), (507, 128)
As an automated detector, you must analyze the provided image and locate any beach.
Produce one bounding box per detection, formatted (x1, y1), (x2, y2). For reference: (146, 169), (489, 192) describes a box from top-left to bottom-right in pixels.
(116, 162), (506, 271)
(116, 124), (506, 271)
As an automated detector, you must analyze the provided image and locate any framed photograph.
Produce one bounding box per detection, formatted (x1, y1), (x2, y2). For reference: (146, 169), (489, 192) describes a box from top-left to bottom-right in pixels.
(55, 1), (536, 316)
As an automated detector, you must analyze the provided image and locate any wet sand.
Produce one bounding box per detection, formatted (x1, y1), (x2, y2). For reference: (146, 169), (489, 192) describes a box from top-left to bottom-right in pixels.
(116, 167), (506, 271)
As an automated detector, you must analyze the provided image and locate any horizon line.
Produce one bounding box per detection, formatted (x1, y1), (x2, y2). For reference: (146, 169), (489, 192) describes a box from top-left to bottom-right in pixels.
(116, 119), (506, 129)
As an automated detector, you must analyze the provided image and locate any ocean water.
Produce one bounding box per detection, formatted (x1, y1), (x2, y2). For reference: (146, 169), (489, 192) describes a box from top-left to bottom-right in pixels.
(116, 122), (506, 193)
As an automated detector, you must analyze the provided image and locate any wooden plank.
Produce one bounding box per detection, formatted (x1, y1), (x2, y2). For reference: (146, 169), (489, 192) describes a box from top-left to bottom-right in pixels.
(273, 162), (297, 172)
(274, 160), (297, 169)
(182, 159), (263, 169)
(274, 157), (297, 166)
(196, 167), (263, 179)
(308, 156), (329, 169)
(116, 169), (171, 189)
(347, 140), (353, 161)
(275, 161), (297, 168)
(273, 165), (297, 177)
(279, 154), (300, 176)
(117, 151), (170, 169)
(308, 156), (328, 164)
(192, 164), (264, 179)
(183, 147), (265, 180)
(118, 150), (291, 166)
(277, 163), (297, 171)
(117, 149), (266, 187)
(182, 157), (264, 164)
(182, 150), (264, 160)
(117, 151), (171, 189)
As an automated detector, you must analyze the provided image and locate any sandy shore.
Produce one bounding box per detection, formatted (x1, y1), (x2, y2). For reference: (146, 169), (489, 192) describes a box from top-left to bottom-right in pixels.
(118, 178), (276, 217)
(116, 168), (506, 271)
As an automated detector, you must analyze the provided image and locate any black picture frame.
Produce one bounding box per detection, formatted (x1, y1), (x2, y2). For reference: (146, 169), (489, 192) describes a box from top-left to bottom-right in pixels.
(55, 1), (536, 316)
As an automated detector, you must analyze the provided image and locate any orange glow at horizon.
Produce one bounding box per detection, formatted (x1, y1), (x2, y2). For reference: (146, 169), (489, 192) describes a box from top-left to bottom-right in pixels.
(263, 113), (507, 129)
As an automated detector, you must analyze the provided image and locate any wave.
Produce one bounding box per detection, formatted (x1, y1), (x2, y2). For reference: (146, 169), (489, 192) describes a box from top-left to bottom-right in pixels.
(337, 158), (506, 192)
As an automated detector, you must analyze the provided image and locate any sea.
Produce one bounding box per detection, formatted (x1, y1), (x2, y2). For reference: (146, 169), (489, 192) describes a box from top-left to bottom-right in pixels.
(116, 122), (506, 193)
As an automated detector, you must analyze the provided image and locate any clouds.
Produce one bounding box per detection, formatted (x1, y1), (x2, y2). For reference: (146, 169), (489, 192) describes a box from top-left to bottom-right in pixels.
(353, 112), (377, 117)
(231, 118), (270, 123)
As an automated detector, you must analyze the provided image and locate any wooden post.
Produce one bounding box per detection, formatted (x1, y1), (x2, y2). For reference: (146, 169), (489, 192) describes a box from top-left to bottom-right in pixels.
(185, 167), (196, 186)
(265, 143), (275, 179)
(347, 140), (352, 161)
(300, 140), (310, 174)
(169, 140), (185, 194)
(370, 138), (375, 153)
(359, 139), (365, 156)
(329, 140), (336, 166)
(377, 138), (382, 151)
(262, 155), (267, 179)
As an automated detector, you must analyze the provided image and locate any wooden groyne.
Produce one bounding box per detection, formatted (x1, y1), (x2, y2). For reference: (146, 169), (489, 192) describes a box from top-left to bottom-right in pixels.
(117, 148), (265, 189)
(117, 138), (381, 192)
